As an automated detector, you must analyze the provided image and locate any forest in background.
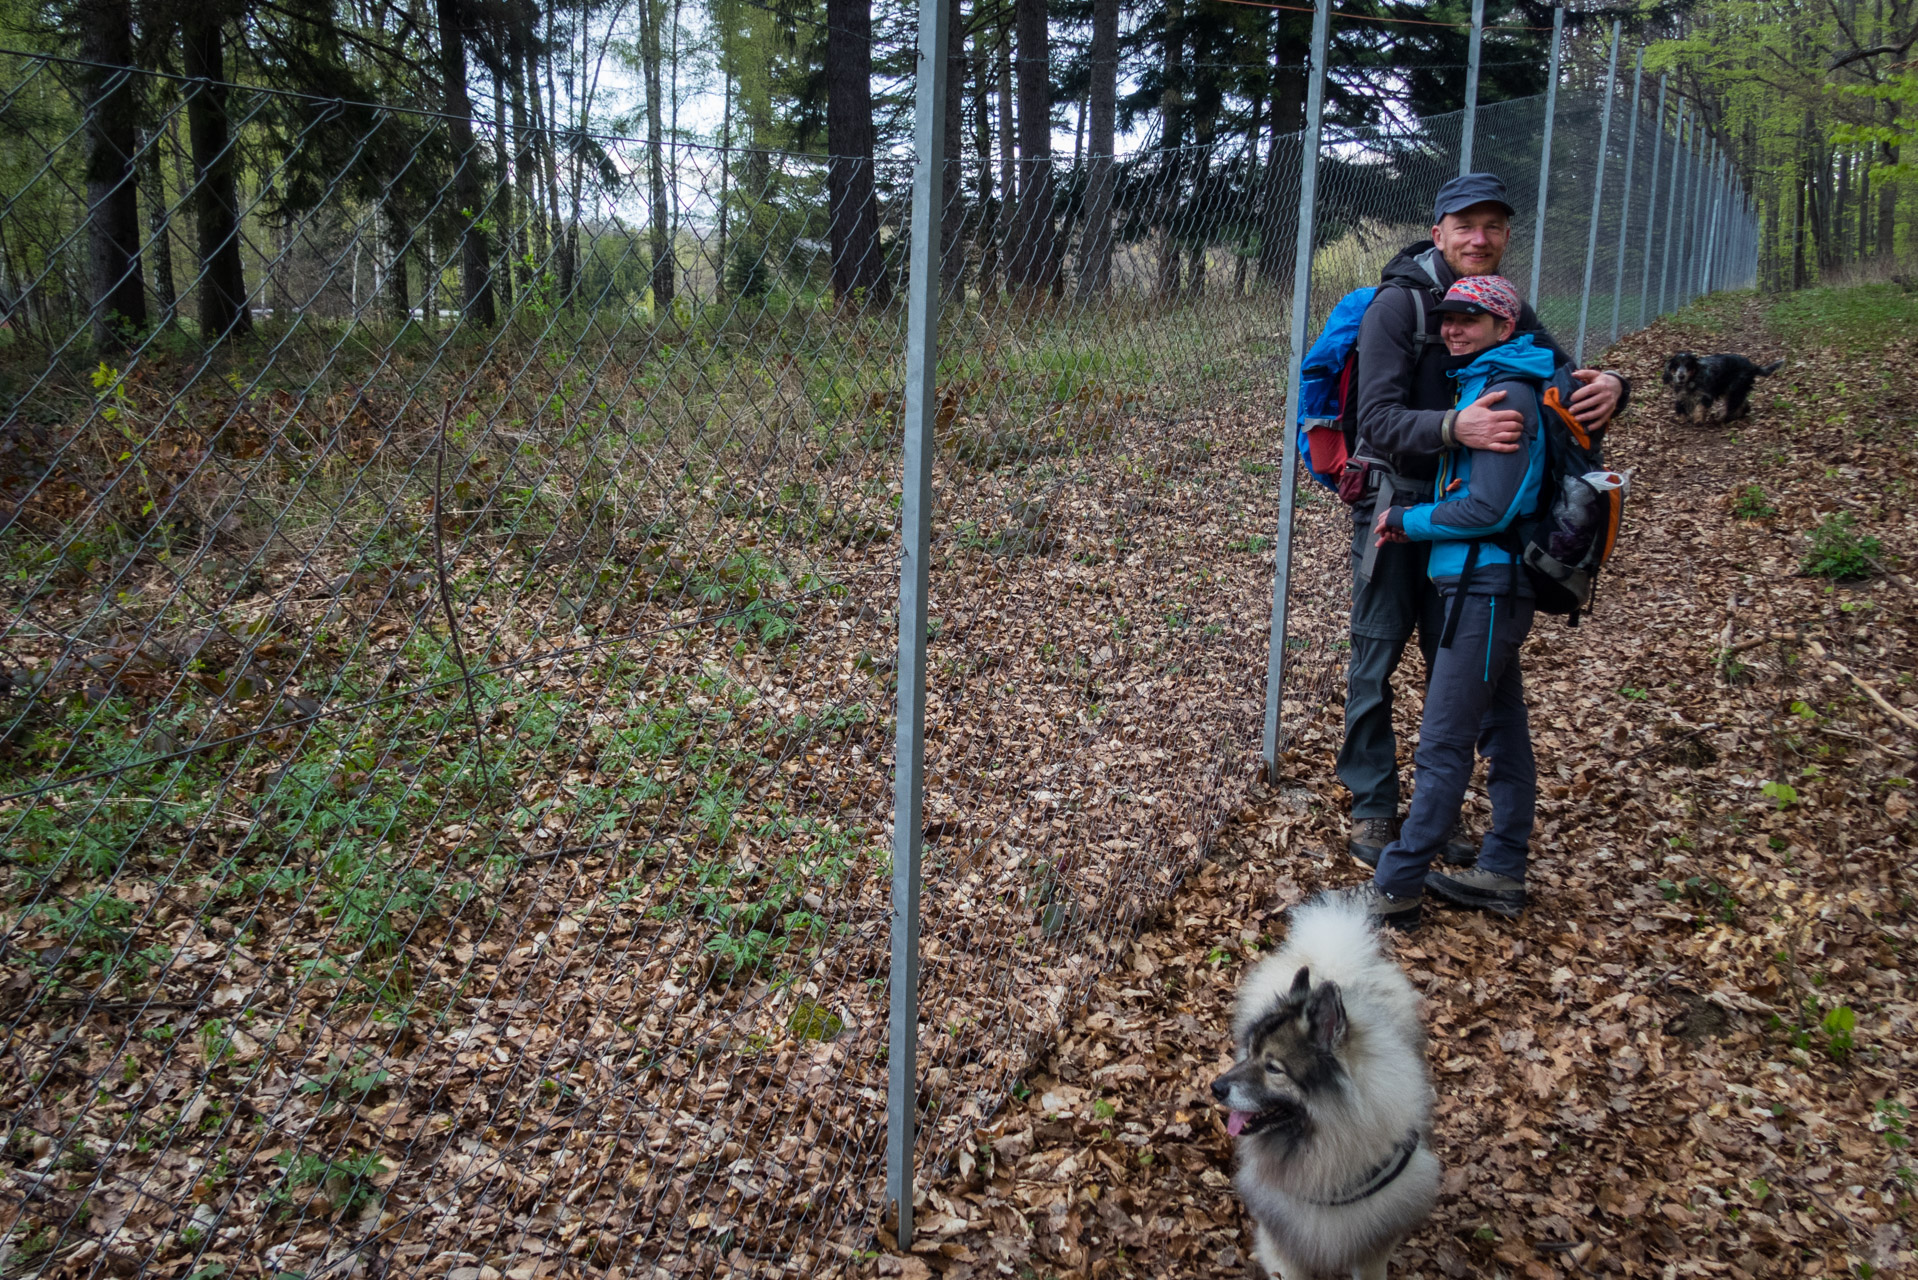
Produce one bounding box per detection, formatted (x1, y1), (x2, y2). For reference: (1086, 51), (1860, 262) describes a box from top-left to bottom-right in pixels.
(2, 0), (1902, 354)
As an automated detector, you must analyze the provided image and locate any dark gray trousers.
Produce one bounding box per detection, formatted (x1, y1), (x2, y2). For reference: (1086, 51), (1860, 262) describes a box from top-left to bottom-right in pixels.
(1373, 591), (1536, 898)
(1337, 519), (1443, 821)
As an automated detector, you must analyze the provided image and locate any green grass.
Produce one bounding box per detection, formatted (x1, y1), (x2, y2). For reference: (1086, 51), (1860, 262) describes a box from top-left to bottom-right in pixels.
(1767, 283), (1918, 354)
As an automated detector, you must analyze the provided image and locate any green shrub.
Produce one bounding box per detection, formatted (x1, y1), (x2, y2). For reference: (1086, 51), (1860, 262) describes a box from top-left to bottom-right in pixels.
(1801, 512), (1882, 580)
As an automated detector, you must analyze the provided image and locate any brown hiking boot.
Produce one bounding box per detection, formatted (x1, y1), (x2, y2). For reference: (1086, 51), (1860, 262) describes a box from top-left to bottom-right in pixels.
(1348, 817), (1396, 870)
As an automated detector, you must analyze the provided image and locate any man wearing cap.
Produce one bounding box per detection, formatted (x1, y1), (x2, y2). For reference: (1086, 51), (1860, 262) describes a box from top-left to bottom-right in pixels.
(1337, 172), (1630, 872)
(1349, 272), (1552, 927)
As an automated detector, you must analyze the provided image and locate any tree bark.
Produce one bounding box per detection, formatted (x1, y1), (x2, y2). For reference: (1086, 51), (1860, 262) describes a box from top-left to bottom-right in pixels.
(640, 0), (675, 315)
(1793, 119), (1810, 289)
(140, 127), (175, 323)
(973, 25), (998, 294)
(1156, 0), (1185, 299)
(824, 0), (888, 304)
(437, 0), (496, 325)
(1878, 146), (1898, 260)
(1258, 12), (1307, 283)
(1237, 85), (1262, 295)
(383, 197), (412, 320)
(1076, 0), (1120, 298)
(1006, 0), (1056, 291)
(80, 0), (147, 350)
(997, 29), (1016, 210)
(940, 0), (967, 296)
(493, 47), (514, 311)
(183, 15), (251, 341)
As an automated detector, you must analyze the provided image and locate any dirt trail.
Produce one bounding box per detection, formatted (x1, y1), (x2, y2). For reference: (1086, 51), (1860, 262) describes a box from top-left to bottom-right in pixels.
(899, 295), (1918, 1280)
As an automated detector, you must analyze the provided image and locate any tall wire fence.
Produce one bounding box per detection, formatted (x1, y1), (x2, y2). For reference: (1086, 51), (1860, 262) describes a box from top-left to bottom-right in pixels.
(0, 22), (1754, 1277)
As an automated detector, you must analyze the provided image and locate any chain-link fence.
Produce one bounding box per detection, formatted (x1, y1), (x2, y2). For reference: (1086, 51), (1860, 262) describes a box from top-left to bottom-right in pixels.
(1, 15), (1754, 1275)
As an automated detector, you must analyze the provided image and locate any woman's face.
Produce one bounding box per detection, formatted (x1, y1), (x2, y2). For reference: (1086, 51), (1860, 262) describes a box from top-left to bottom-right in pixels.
(1440, 311), (1504, 356)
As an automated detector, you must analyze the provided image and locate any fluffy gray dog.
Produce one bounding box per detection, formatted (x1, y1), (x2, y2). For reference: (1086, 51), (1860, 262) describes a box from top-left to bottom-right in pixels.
(1211, 897), (1440, 1280)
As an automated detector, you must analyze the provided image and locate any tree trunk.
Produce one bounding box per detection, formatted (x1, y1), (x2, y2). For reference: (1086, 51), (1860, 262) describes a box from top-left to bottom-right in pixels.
(1237, 86), (1262, 295)
(383, 196), (412, 320)
(80, 0), (147, 350)
(508, 24), (533, 302)
(1258, 13), (1306, 283)
(640, 0), (675, 315)
(824, 0), (888, 304)
(1156, 0), (1185, 299)
(437, 0), (496, 325)
(1878, 140), (1898, 261)
(419, 234), (436, 328)
(1835, 149), (1850, 267)
(140, 127), (176, 323)
(716, 63), (734, 301)
(1793, 125), (1809, 289)
(541, 0), (570, 303)
(1006, 0), (1056, 291)
(182, 15), (251, 342)
(940, 0), (967, 297)
(493, 50), (514, 311)
(1076, 0), (1119, 298)
(996, 29), (1016, 210)
(973, 27), (998, 294)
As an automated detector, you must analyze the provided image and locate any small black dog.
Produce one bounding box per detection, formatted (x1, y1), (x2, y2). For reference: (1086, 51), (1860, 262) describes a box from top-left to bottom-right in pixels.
(1662, 351), (1784, 424)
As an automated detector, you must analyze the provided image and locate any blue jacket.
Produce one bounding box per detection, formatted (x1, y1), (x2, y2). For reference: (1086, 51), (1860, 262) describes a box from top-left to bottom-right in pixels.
(1384, 334), (1553, 593)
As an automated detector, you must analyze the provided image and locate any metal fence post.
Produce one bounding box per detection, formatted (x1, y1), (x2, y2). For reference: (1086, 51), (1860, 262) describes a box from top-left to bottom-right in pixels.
(1659, 102), (1686, 316)
(1636, 73), (1668, 329)
(1608, 48), (1643, 342)
(1460, 0), (1485, 177)
(1574, 19), (1621, 365)
(1710, 161), (1726, 293)
(1261, 0), (1331, 783)
(1695, 142), (1726, 305)
(1694, 146), (1718, 300)
(1528, 5), (1565, 305)
(886, 0), (950, 1245)
(1703, 152), (1718, 295)
(1674, 117), (1698, 310)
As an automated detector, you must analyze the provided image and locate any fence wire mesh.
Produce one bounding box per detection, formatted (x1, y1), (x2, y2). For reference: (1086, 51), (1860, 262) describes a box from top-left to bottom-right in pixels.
(0, 35), (1754, 1279)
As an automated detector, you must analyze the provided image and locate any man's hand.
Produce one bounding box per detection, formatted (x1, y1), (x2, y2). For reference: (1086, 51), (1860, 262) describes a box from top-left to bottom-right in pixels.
(1454, 390), (1523, 452)
(1373, 506), (1409, 548)
(1568, 370), (1626, 428)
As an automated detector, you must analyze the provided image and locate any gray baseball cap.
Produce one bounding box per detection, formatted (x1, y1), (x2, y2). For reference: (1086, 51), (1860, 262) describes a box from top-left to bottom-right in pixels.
(1434, 172), (1515, 222)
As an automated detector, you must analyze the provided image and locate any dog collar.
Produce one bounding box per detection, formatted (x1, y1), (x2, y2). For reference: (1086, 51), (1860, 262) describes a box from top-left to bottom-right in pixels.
(1308, 1130), (1422, 1207)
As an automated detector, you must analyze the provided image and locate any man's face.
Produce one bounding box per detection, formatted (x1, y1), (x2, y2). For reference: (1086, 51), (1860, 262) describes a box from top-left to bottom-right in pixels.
(1440, 310), (1514, 356)
(1431, 203), (1512, 278)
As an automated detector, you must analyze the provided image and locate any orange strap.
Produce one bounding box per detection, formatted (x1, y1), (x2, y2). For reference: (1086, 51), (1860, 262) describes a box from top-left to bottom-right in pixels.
(1542, 385), (1591, 450)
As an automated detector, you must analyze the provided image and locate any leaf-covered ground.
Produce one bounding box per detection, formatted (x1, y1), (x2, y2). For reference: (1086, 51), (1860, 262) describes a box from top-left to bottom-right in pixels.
(905, 285), (1918, 1280)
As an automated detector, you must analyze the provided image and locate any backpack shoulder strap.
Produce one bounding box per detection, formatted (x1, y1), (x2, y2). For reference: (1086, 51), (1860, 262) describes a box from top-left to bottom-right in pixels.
(1408, 286), (1437, 350)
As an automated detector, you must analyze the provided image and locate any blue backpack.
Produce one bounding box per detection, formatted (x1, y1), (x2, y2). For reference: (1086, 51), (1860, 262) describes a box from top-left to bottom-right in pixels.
(1295, 287), (1379, 491)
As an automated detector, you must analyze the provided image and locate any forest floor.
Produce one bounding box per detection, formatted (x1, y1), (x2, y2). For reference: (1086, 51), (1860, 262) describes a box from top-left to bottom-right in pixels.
(899, 283), (1918, 1280)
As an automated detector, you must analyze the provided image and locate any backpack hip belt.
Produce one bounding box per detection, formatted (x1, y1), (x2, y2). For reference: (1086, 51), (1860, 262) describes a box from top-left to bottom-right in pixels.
(1351, 458), (1434, 584)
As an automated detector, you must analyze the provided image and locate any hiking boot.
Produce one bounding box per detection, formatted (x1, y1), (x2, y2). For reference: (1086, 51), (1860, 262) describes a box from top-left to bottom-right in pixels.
(1440, 827), (1479, 867)
(1348, 817), (1396, 870)
(1337, 881), (1423, 931)
(1425, 867), (1528, 918)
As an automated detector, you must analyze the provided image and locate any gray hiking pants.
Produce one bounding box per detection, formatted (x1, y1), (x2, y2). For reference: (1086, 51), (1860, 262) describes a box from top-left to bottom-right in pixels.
(1373, 591), (1537, 898)
(1337, 518), (1443, 821)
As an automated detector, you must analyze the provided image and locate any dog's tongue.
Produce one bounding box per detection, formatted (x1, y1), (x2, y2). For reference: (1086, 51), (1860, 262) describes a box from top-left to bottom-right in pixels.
(1227, 1111), (1250, 1137)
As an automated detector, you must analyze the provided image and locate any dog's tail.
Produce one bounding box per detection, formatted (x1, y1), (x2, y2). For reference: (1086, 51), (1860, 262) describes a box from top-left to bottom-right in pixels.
(1757, 359), (1784, 376)
(1288, 894), (1384, 964)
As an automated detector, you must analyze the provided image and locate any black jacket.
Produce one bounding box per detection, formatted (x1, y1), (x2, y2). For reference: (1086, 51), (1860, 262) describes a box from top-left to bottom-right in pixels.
(1352, 242), (1628, 502)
